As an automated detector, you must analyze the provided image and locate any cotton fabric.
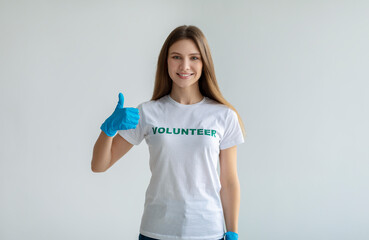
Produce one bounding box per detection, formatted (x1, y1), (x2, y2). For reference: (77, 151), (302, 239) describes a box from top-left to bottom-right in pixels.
(118, 94), (244, 240)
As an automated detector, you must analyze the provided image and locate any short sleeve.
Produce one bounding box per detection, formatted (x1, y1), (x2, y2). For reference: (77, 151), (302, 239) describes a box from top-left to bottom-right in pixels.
(219, 108), (245, 150)
(117, 103), (145, 145)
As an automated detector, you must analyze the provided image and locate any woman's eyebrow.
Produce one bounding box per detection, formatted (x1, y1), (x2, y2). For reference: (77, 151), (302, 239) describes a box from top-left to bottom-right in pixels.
(169, 52), (200, 56)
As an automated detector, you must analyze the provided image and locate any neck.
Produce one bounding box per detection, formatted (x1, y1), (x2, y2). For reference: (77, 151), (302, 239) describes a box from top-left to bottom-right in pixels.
(170, 84), (203, 105)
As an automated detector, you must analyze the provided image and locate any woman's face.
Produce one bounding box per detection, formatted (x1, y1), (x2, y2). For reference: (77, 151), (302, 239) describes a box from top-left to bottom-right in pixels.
(167, 39), (203, 90)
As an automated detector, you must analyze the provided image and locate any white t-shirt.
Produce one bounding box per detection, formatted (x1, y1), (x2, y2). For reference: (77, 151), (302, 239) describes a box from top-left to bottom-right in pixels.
(118, 94), (245, 240)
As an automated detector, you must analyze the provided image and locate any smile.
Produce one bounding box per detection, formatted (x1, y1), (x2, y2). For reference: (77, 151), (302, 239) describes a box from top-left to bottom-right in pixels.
(177, 73), (193, 79)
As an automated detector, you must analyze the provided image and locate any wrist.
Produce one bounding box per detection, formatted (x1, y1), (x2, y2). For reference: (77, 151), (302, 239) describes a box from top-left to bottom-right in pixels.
(224, 231), (238, 240)
(100, 121), (116, 137)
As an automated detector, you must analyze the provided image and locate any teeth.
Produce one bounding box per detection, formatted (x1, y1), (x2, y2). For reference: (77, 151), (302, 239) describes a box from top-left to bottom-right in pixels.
(179, 73), (191, 76)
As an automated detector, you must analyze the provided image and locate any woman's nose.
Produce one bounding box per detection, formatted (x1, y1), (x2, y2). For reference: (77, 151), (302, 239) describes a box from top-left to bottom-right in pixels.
(180, 58), (191, 70)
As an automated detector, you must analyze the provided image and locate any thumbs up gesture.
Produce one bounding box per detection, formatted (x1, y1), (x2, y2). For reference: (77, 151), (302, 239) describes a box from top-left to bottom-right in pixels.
(100, 93), (140, 137)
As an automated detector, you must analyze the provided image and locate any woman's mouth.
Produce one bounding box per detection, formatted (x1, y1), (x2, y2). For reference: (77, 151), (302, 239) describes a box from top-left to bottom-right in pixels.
(177, 73), (194, 79)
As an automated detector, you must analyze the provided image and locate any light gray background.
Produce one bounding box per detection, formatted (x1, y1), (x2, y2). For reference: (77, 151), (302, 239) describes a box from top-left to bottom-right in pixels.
(1, 0), (368, 239)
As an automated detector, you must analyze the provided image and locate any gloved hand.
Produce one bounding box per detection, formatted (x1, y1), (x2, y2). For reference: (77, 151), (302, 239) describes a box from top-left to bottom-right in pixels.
(100, 92), (140, 137)
(224, 231), (238, 240)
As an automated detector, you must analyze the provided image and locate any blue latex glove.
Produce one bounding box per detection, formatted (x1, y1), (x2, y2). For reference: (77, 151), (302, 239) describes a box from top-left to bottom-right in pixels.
(100, 92), (140, 137)
(224, 231), (239, 240)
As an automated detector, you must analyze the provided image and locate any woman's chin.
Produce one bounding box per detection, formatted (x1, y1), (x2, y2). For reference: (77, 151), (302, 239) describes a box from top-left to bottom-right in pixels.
(172, 81), (198, 89)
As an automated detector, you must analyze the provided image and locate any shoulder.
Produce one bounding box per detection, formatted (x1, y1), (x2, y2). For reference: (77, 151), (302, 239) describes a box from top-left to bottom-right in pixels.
(136, 95), (168, 115)
(204, 97), (235, 115)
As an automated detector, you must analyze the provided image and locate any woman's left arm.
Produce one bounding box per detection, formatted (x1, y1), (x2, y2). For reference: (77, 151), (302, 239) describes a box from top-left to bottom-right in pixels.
(219, 145), (240, 234)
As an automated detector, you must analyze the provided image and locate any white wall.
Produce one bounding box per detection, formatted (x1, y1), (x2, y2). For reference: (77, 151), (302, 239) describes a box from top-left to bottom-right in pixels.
(1, 0), (368, 239)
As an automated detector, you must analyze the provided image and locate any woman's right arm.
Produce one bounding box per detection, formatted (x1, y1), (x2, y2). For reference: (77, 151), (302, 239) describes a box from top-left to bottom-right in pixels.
(91, 131), (134, 172)
(91, 92), (139, 172)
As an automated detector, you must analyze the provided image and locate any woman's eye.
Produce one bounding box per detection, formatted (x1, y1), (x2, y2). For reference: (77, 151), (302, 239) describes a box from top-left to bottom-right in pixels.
(172, 56), (200, 60)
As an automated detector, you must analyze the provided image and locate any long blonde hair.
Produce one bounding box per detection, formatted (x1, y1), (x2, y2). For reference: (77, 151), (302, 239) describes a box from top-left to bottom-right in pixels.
(151, 25), (246, 139)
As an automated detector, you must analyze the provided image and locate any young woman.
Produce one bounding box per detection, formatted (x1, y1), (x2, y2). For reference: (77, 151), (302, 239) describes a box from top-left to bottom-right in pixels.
(92, 25), (246, 240)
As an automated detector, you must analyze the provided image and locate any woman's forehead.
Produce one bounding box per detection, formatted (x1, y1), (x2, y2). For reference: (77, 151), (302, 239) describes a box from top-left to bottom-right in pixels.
(169, 39), (200, 54)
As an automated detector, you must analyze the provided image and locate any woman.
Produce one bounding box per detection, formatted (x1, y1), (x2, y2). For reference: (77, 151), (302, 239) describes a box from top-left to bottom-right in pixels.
(92, 25), (246, 240)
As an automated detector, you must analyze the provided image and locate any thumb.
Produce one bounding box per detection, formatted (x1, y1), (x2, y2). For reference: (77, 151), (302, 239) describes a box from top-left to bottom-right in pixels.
(116, 92), (124, 109)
